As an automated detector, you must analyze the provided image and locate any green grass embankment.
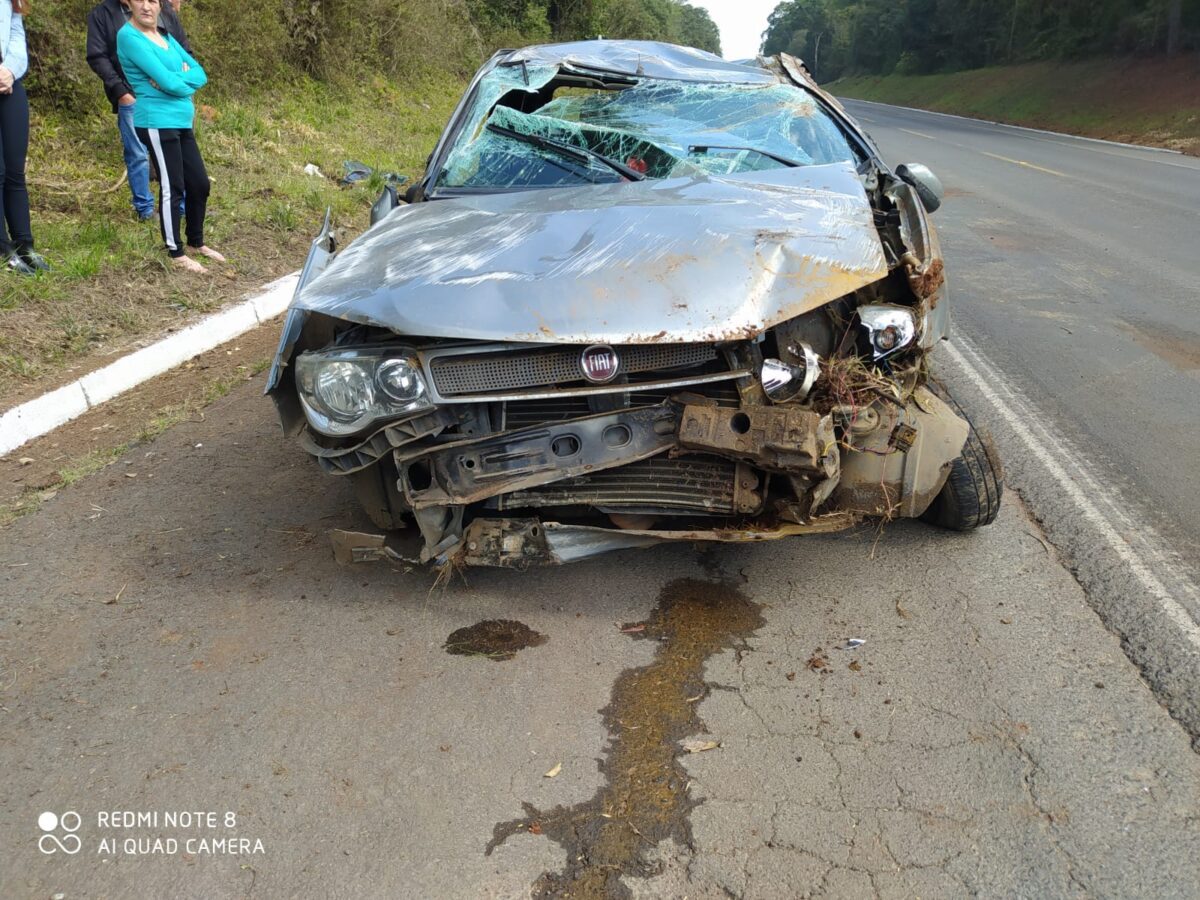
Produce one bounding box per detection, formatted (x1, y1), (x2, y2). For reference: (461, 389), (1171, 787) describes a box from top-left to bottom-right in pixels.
(829, 56), (1200, 155)
(0, 75), (463, 406)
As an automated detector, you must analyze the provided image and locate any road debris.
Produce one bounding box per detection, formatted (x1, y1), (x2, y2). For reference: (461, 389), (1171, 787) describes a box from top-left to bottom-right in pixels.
(836, 638), (866, 650)
(328, 529), (419, 566)
(339, 160), (372, 185)
(544, 763), (562, 778)
(680, 738), (720, 753)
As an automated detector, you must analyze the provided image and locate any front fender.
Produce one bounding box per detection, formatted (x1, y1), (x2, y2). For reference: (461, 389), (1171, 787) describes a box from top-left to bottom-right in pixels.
(264, 209), (336, 396)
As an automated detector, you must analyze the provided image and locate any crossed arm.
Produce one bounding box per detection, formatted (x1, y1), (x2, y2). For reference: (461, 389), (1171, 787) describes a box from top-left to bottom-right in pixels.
(117, 31), (207, 98)
(0, 14), (28, 94)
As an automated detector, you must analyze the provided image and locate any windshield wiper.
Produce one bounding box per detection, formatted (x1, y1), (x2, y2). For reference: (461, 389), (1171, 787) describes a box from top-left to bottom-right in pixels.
(486, 123), (646, 182)
(689, 144), (805, 169)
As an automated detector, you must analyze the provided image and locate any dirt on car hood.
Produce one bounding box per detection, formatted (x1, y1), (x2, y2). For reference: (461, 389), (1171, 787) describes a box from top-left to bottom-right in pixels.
(293, 160), (888, 344)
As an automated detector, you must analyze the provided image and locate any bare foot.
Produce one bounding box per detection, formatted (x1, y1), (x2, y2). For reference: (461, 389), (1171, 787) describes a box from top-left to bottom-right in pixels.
(172, 254), (206, 274)
(195, 246), (226, 263)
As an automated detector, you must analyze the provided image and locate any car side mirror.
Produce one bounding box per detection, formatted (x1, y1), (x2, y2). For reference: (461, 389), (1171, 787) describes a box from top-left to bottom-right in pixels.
(895, 163), (944, 214)
(369, 184), (401, 226)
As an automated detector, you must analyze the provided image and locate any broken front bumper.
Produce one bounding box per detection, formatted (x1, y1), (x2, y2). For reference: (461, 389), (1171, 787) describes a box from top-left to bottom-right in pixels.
(333, 385), (967, 569)
(455, 514), (861, 567)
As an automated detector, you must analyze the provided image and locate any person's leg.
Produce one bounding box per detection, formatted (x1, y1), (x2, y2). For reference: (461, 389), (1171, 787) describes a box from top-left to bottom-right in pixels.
(0, 92), (19, 269)
(0, 84), (37, 274)
(0, 82), (35, 253)
(117, 101), (155, 220)
(179, 129), (212, 252)
(138, 126), (186, 258)
(0, 95), (9, 250)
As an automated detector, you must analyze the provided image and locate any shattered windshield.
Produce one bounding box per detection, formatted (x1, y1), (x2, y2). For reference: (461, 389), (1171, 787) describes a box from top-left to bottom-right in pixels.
(436, 74), (860, 190)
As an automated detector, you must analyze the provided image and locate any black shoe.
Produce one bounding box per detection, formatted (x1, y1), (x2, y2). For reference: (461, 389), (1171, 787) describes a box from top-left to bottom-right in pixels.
(4, 252), (36, 276)
(18, 249), (50, 273)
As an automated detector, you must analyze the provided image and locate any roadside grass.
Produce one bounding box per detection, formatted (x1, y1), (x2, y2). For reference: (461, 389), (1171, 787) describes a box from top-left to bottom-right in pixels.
(0, 73), (463, 406)
(829, 55), (1200, 155)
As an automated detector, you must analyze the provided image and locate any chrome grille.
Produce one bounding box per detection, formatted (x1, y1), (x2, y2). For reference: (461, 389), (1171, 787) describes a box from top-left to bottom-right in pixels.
(430, 344), (718, 396)
(496, 456), (738, 513)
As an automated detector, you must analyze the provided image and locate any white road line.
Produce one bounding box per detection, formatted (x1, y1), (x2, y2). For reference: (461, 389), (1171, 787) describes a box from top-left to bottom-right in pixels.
(893, 104), (1200, 172)
(941, 334), (1200, 650)
(841, 96), (1185, 156)
(1018, 132), (1200, 171)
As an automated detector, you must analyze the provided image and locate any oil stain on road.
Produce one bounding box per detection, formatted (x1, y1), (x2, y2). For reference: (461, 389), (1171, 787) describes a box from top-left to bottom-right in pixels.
(444, 619), (548, 661)
(486, 576), (764, 898)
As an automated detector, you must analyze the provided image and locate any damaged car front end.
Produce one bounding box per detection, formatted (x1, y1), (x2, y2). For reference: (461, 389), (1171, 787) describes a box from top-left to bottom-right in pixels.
(266, 40), (1002, 568)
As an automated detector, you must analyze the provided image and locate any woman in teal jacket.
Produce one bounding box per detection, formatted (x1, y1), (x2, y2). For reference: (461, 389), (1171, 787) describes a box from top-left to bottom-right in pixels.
(117, 0), (222, 272)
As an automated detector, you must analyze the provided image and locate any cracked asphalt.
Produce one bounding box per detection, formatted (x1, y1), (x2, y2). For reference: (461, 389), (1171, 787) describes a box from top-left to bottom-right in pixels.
(2, 361), (1199, 898)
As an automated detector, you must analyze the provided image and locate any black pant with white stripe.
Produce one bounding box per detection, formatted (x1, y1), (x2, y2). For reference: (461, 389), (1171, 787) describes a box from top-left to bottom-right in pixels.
(135, 127), (210, 258)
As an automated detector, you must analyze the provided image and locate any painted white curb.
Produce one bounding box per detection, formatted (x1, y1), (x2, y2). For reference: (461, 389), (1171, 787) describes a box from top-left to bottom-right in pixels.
(0, 271), (300, 457)
(841, 97), (1186, 155)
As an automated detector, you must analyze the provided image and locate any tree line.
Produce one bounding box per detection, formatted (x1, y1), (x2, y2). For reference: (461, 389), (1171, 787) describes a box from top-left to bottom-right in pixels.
(31, 0), (719, 112)
(760, 0), (1197, 81)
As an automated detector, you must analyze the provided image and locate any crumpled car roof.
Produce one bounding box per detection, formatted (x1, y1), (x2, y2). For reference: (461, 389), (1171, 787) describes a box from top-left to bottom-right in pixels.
(494, 39), (779, 85)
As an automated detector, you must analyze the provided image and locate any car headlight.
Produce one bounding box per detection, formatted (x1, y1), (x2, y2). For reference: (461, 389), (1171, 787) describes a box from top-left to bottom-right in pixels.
(858, 305), (918, 359)
(294, 348), (431, 436)
(761, 341), (820, 402)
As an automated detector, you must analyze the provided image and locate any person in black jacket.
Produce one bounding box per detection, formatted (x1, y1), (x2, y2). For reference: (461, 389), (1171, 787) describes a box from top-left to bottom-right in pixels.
(85, 0), (189, 221)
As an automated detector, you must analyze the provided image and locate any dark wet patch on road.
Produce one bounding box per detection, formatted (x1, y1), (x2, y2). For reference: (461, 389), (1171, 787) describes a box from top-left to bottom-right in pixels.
(486, 577), (764, 898)
(444, 619), (547, 661)
(1119, 319), (1200, 371)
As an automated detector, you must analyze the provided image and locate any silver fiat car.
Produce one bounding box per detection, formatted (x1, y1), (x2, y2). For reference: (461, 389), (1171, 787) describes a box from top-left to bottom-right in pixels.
(266, 39), (1002, 568)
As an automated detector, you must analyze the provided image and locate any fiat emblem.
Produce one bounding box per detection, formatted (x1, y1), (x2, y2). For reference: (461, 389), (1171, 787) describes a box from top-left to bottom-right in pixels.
(580, 344), (620, 383)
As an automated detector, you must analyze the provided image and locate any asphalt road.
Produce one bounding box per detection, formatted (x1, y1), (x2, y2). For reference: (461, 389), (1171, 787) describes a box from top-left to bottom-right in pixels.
(843, 99), (1200, 561)
(2, 357), (1199, 895)
(842, 98), (1200, 741)
(3, 110), (1200, 898)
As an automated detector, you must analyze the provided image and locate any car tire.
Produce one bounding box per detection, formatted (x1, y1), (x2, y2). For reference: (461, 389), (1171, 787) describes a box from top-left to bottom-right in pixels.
(920, 381), (1003, 531)
(350, 458), (409, 531)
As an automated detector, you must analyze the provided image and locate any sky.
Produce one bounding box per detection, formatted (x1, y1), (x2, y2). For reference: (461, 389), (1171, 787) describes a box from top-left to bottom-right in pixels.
(687, 0), (780, 60)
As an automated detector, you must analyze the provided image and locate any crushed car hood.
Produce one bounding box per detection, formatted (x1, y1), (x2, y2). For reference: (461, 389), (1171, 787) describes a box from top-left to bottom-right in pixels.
(294, 161), (888, 344)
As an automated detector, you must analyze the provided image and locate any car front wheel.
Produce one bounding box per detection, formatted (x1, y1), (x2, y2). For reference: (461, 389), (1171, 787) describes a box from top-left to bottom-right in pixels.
(921, 382), (1003, 531)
